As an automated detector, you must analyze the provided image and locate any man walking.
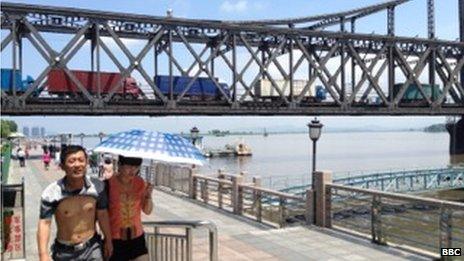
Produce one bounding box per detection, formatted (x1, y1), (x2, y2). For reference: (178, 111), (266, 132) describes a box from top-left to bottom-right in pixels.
(37, 145), (113, 260)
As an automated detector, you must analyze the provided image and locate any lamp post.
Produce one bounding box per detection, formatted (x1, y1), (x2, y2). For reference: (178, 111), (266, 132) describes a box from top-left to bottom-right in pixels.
(98, 132), (105, 143)
(307, 118), (323, 188)
(307, 117), (323, 224)
(190, 127), (199, 146)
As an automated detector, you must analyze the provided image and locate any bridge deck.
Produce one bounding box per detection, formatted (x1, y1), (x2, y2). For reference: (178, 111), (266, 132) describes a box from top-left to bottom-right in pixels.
(7, 149), (425, 260)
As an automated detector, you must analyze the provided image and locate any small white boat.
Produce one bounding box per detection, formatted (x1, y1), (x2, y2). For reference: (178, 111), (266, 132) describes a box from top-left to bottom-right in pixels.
(206, 139), (252, 157)
(228, 139), (252, 156)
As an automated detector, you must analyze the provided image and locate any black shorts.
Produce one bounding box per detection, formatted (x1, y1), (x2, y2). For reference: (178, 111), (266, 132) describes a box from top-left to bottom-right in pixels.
(110, 234), (148, 261)
(52, 234), (103, 261)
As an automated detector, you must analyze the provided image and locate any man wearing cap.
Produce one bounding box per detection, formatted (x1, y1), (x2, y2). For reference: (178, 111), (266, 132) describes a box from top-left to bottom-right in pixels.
(37, 145), (113, 260)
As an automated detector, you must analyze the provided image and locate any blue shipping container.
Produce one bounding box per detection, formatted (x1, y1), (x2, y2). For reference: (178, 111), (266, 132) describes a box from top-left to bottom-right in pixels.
(1, 69), (24, 92)
(154, 75), (229, 99)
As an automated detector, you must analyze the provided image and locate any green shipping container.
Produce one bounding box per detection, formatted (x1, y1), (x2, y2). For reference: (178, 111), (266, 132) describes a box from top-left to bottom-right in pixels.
(393, 83), (441, 102)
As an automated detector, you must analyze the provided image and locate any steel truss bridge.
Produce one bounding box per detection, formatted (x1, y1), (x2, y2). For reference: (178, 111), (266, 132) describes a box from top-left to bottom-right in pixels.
(280, 167), (464, 195)
(1, 0), (463, 116)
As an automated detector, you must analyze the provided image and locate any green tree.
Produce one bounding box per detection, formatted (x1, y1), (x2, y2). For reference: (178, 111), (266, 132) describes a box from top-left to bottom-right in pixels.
(1, 120), (12, 138)
(0, 120), (18, 138)
(8, 121), (17, 132)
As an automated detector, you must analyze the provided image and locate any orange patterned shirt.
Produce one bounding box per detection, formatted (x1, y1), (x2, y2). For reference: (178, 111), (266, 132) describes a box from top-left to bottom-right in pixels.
(108, 176), (146, 240)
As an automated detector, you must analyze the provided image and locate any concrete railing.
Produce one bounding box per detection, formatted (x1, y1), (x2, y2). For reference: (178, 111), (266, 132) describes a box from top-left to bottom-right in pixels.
(152, 165), (312, 228)
(312, 171), (464, 258)
(152, 166), (463, 258)
(191, 173), (309, 227)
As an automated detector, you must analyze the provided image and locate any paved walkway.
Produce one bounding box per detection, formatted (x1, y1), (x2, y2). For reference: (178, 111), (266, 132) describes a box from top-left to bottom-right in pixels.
(6, 149), (427, 260)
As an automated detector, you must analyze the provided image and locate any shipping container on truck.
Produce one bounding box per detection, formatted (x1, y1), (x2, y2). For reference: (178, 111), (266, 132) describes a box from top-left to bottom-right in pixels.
(254, 79), (326, 102)
(47, 69), (141, 99)
(1, 68), (37, 95)
(393, 83), (442, 105)
(154, 75), (230, 101)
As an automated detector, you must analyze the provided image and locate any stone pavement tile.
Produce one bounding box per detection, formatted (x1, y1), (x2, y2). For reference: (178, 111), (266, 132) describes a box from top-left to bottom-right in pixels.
(241, 250), (275, 260)
(258, 245), (290, 256)
(342, 254), (369, 261)
(261, 257), (287, 261)
(218, 246), (255, 261)
(276, 252), (317, 261)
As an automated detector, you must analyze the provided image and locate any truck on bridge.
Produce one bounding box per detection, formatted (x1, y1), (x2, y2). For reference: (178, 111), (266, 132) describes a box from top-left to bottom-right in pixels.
(393, 83), (443, 105)
(154, 75), (230, 101)
(47, 69), (143, 100)
(254, 79), (327, 102)
(1, 68), (37, 95)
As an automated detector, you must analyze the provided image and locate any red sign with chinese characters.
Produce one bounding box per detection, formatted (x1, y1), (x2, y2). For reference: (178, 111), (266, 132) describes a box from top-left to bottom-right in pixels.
(3, 207), (23, 259)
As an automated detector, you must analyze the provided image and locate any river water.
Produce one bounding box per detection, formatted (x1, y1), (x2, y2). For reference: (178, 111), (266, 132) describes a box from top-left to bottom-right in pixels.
(79, 130), (464, 200)
(81, 131), (455, 180)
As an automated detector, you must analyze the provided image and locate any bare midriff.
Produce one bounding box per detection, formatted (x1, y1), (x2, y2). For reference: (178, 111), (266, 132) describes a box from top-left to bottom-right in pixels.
(55, 196), (97, 244)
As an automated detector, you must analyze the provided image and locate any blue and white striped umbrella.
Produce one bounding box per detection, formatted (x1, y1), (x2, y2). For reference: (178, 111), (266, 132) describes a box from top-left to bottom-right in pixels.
(93, 129), (206, 166)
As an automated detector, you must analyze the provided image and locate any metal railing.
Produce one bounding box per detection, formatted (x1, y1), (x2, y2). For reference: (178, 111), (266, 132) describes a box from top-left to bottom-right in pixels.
(143, 220), (218, 261)
(279, 167), (464, 195)
(239, 184), (308, 227)
(326, 183), (464, 257)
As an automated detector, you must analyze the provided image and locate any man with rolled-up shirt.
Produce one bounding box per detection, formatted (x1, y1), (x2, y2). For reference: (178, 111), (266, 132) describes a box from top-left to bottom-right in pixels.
(37, 145), (113, 260)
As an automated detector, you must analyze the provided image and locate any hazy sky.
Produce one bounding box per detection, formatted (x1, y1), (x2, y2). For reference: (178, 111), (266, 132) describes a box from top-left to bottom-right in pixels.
(1, 0), (460, 134)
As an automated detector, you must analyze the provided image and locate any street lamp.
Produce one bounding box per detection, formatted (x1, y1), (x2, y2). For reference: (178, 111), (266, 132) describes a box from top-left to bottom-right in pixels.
(98, 132), (105, 143)
(79, 133), (85, 146)
(307, 117), (323, 187)
(190, 127), (199, 146)
(307, 117), (323, 224)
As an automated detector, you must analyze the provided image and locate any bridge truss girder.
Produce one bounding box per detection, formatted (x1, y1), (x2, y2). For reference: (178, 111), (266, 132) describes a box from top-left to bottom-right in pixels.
(1, 2), (463, 116)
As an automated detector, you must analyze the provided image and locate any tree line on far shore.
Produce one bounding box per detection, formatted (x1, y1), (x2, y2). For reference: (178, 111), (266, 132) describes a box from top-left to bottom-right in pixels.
(423, 124), (446, 133)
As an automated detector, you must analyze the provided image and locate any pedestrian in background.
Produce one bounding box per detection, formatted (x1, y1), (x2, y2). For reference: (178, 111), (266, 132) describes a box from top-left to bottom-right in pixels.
(42, 150), (51, 170)
(101, 157), (114, 180)
(17, 148), (26, 167)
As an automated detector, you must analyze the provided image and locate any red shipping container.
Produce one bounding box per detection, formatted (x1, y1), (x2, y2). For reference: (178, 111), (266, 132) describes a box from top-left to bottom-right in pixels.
(47, 69), (140, 97)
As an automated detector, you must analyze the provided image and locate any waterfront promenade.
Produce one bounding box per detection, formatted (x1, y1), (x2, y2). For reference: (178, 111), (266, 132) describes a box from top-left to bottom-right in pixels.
(6, 149), (427, 260)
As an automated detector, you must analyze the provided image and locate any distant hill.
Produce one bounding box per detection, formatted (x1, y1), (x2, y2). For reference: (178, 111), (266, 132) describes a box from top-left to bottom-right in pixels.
(424, 124), (446, 133)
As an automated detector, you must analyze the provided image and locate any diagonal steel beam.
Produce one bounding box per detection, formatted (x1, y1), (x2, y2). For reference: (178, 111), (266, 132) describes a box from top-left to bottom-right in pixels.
(58, 37), (95, 102)
(24, 34), (52, 64)
(102, 24), (167, 102)
(356, 46), (387, 102)
(311, 48), (342, 95)
(185, 45), (208, 76)
(20, 21), (93, 101)
(434, 52), (462, 105)
(265, 48), (289, 80)
(23, 19), (56, 56)
(239, 35), (288, 103)
(448, 57), (464, 101)
(159, 43), (187, 75)
(348, 45), (388, 103)
(359, 60), (388, 103)
(393, 46), (432, 105)
(99, 40), (125, 72)
(347, 43), (389, 105)
(1, 32), (13, 52)
(293, 39), (341, 104)
(218, 49), (257, 100)
(436, 50), (464, 103)
(175, 29), (231, 103)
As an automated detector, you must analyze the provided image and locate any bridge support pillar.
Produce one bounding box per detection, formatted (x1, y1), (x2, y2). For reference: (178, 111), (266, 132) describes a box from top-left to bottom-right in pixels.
(446, 116), (464, 164)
